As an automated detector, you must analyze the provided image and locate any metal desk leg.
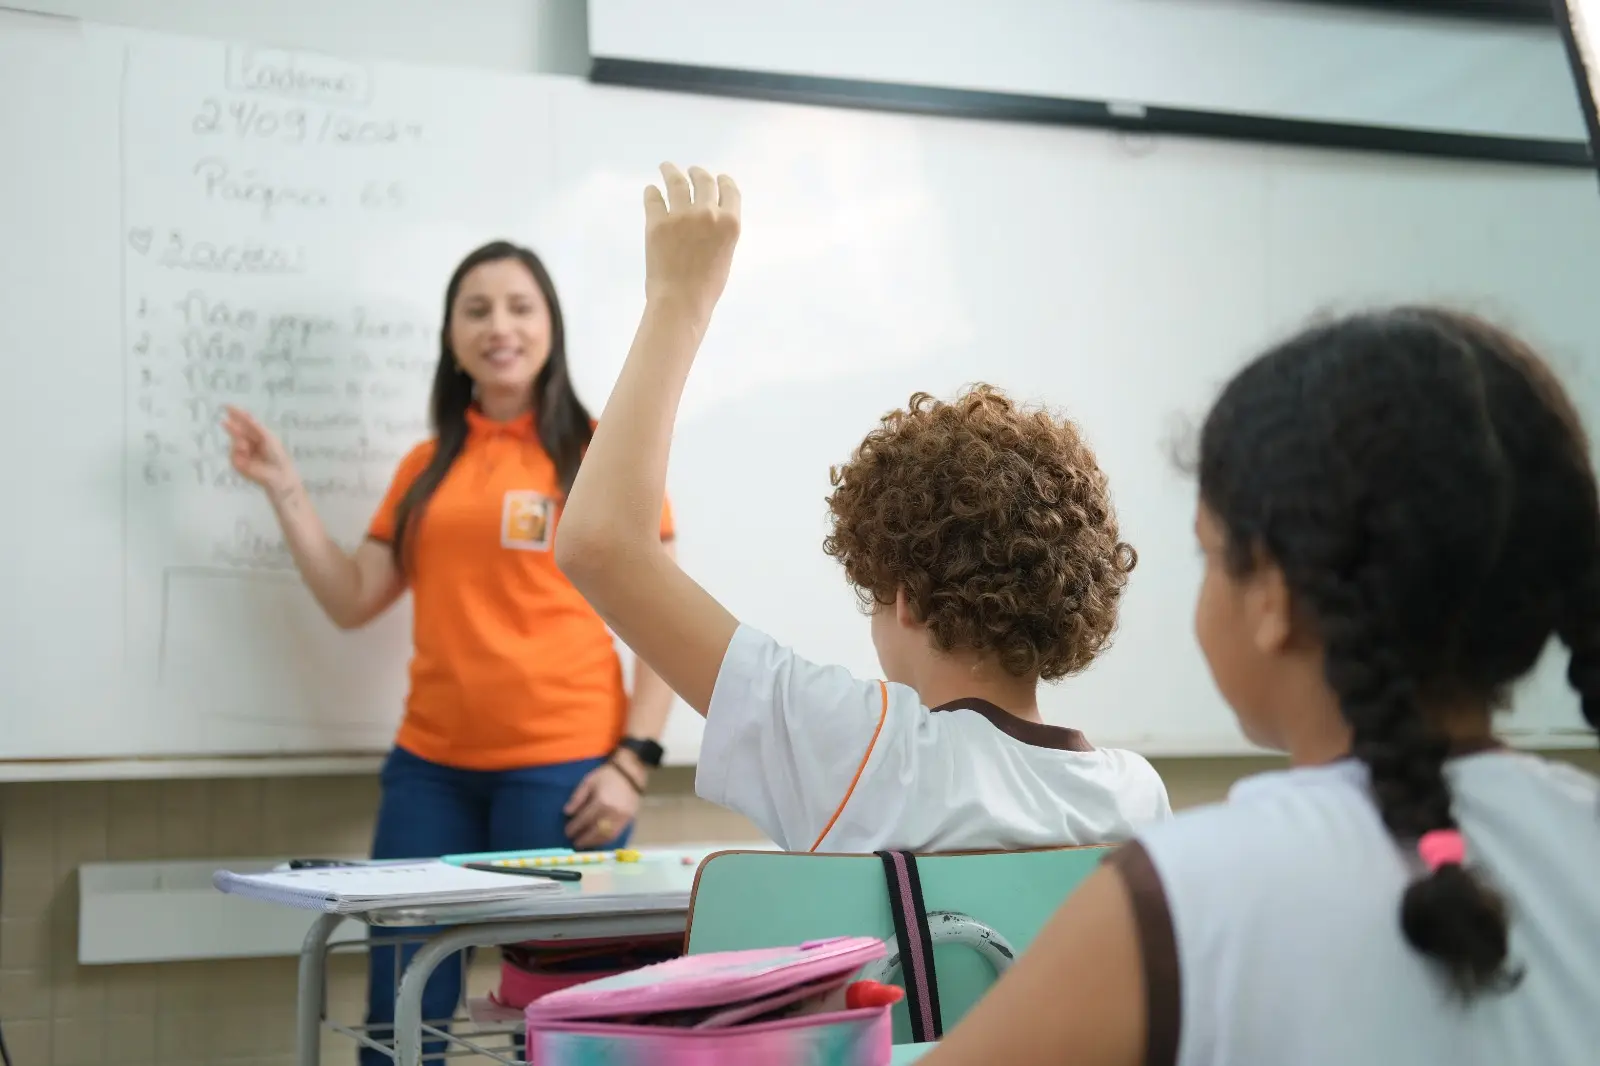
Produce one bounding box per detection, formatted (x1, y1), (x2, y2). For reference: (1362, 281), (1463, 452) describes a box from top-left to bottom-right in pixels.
(383, 912), (687, 1066)
(297, 913), (346, 1066)
(391, 927), (486, 1066)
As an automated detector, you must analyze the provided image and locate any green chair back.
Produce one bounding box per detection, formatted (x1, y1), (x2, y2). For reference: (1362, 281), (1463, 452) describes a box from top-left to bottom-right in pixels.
(685, 847), (1108, 1043)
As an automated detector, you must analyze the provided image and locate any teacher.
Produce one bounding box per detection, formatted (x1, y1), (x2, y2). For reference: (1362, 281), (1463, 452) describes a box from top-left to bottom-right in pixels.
(220, 239), (676, 1061)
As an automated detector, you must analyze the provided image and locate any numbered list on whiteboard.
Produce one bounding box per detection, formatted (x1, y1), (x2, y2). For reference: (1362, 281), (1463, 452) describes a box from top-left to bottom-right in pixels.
(118, 35), (551, 694)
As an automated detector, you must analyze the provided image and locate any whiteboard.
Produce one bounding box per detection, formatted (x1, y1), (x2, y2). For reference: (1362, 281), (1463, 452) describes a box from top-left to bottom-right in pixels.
(3, 18), (1598, 770)
(537, 82), (1600, 756)
(0, 22), (556, 762)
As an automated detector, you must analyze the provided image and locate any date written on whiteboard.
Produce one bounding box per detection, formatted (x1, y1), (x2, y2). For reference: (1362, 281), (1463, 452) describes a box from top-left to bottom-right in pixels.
(192, 97), (423, 147)
(189, 158), (408, 219)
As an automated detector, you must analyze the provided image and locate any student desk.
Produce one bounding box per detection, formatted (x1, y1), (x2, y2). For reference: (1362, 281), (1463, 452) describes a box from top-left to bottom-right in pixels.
(293, 847), (719, 1066)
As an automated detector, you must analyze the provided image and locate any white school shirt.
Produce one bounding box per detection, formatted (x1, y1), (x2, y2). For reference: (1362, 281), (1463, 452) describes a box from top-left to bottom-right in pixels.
(1112, 751), (1600, 1066)
(695, 624), (1171, 853)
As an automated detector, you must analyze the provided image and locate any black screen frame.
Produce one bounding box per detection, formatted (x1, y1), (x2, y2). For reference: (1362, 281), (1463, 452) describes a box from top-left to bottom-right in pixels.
(1286, 0), (1552, 22)
(592, 1), (1593, 168)
(1553, 0), (1600, 188)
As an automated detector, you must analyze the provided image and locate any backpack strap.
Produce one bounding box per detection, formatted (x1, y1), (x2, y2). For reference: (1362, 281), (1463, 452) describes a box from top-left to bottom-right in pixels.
(876, 849), (943, 1042)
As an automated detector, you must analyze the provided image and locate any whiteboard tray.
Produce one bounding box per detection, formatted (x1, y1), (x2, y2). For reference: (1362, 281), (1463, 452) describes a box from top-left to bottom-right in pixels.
(78, 857), (366, 964)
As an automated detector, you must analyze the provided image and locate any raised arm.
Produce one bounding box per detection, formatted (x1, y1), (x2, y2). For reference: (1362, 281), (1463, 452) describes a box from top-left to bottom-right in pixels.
(555, 164), (742, 714)
(223, 406), (404, 630)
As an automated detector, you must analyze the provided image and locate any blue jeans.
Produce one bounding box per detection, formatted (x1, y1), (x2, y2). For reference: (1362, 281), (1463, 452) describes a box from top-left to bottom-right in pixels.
(361, 746), (632, 1066)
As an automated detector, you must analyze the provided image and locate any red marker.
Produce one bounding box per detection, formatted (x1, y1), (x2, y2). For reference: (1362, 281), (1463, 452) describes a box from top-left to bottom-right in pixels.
(693, 979), (906, 1028)
(792, 980), (905, 1018)
(845, 981), (904, 1010)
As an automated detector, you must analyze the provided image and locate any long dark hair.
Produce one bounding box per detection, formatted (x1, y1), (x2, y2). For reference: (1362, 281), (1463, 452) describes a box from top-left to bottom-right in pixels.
(390, 240), (593, 569)
(1198, 307), (1600, 998)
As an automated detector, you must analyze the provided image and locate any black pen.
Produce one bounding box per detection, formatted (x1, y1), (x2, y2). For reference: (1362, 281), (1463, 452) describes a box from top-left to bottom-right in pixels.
(463, 861), (582, 882)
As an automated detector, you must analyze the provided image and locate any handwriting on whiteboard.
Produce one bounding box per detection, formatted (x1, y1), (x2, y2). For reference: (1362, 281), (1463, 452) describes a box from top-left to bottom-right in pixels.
(128, 227), (307, 274)
(189, 158), (408, 220)
(225, 46), (371, 107)
(192, 96), (423, 146)
(122, 37), (442, 583)
(126, 287), (430, 505)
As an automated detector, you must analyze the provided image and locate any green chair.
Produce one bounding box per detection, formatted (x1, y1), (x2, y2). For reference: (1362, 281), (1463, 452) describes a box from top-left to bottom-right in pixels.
(684, 847), (1109, 1044)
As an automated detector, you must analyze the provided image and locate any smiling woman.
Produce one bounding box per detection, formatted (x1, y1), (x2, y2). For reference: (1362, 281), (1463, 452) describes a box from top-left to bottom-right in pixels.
(218, 240), (678, 1064)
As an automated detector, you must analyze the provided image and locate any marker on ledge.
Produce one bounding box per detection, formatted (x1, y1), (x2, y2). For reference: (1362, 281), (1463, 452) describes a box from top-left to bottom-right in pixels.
(441, 848), (643, 868)
(463, 861), (582, 882)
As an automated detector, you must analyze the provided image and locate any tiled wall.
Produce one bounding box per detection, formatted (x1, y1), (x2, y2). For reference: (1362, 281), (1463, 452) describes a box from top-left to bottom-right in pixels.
(2, 753), (1594, 1065)
(0, 768), (767, 1066)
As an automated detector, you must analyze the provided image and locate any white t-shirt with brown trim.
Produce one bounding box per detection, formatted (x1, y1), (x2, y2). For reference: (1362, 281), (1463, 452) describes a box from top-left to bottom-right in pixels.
(1112, 751), (1600, 1066)
(694, 624), (1172, 853)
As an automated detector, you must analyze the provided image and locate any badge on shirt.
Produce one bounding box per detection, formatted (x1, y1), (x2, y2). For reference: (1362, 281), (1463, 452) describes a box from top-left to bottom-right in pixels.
(501, 490), (554, 551)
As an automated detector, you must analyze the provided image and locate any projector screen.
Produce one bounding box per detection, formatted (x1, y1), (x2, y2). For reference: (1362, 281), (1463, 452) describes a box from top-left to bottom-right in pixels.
(588, 0), (1589, 163)
(1557, 0), (1600, 179)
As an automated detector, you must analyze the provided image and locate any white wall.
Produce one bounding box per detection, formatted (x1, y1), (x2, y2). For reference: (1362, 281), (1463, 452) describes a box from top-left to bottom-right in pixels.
(9, 0), (590, 73)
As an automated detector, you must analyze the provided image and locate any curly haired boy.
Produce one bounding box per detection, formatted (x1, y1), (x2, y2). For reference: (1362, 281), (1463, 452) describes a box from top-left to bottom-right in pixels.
(558, 164), (1170, 850)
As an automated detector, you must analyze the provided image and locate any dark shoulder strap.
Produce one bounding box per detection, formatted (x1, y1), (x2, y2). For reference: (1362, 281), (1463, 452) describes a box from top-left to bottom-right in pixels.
(876, 849), (943, 1042)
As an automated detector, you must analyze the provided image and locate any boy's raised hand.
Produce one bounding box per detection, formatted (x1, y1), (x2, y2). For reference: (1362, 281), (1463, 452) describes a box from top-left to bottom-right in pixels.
(553, 162), (745, 716)
(643, 163), (741, 322)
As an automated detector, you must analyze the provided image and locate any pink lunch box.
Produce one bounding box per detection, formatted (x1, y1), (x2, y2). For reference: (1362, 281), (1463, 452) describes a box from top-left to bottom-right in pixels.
(523, 935), (894, 1066)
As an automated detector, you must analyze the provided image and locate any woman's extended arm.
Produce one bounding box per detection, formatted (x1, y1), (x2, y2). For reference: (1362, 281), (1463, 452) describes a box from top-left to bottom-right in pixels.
(270, 481), (405, 629)
(224, 406), (405, 629)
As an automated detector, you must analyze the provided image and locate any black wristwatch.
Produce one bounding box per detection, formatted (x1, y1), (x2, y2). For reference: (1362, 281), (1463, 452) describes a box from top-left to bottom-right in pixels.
(616, 736), (664, 768)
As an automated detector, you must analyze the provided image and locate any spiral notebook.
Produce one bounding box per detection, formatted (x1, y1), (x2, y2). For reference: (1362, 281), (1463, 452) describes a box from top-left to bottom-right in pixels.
(213, 860), (560, 914)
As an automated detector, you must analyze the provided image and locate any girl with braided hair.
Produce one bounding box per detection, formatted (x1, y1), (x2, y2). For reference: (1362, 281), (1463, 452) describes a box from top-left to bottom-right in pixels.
(920, 307), (1600, 1066)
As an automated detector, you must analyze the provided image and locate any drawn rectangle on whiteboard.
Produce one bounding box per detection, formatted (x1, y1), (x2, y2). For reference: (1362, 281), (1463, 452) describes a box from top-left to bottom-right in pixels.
(158, 567), (406, 741)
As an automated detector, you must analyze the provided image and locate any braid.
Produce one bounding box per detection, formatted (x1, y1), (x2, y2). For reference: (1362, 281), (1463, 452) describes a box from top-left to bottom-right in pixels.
(1314, 567), (1517, 998)
(1558, 560), (1600, 741)
(1197, 308), (1567, 1001)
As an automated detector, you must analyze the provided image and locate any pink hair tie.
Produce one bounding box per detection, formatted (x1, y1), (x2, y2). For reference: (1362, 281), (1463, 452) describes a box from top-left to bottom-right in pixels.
(1417, 829), (1466, 871)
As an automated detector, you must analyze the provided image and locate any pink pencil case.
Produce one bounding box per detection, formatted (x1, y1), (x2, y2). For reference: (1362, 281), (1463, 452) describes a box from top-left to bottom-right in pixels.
(523, 935), (894, 1066)
(491, 934), (685, 1010)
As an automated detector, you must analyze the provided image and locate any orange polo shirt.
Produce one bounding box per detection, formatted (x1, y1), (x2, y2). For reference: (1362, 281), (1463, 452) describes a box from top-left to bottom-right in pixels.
(368, 408), (674, 770)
